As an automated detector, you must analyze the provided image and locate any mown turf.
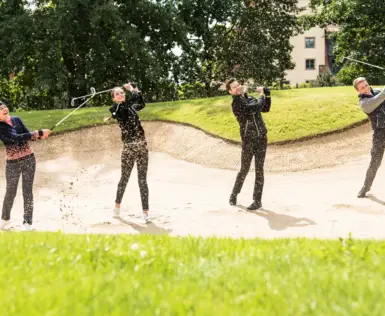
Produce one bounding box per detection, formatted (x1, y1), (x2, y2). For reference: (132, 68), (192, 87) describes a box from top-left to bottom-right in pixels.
(12, 86), (367, 143)
(0, 233), (384, 315)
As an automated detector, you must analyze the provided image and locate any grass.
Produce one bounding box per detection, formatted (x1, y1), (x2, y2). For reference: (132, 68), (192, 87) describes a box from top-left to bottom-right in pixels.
(12, 86), (367, 143)
(0, 232), (384, 315)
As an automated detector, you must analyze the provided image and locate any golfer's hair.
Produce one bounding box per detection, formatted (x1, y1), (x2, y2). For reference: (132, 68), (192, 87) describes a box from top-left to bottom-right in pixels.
(0, 100), (5, 107)
(110, 87), (122, 98)
(353, 77), (366, 89)
(226, 78), (237, 91)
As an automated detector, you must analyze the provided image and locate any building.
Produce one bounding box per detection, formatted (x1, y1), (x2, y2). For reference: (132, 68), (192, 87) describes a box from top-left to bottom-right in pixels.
(285, 0), (339, 86)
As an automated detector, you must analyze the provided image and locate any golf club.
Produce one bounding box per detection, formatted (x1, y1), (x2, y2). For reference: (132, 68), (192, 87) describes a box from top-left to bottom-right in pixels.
(71, 83), (138, 106)
(50, 87), (96, 131)
(51, 82), (139, 131)
(210, 78), (261, 92)
(342, 57), (385, 71)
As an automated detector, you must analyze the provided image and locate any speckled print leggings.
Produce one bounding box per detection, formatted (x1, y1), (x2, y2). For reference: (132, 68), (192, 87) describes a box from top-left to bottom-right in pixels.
(115, 142), (149, 210)
(2, 154), (36, 225)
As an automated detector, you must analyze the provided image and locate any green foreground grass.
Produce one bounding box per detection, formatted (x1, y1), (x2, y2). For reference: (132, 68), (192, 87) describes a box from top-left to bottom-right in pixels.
(0, 233), (384, 315)
(13, 86), (367, 143)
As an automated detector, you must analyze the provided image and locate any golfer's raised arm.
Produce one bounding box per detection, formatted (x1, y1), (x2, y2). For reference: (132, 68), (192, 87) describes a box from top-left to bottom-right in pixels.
(360, 87), (385, 113)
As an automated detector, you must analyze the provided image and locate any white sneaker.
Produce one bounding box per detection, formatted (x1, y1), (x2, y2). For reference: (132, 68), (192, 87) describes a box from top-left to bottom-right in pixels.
(143, 213), (149, 224)
(0, 220), (9, 230)
(113, 208), (120, 218)
(23, 223), (32, 231)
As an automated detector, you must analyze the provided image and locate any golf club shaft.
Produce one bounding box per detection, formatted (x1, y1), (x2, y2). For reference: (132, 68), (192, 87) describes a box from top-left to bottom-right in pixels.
(71, 83), (137, 102)
(344, 57), (385, 71)
(71, 88), (113, 102)
(50, 95), (95, 131)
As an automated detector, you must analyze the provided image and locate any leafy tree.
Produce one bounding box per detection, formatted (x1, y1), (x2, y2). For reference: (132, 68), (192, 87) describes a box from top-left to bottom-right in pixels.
(0, 0), (188, 108)
(176, 0), (302, 95)
(305, 0), (385, 85)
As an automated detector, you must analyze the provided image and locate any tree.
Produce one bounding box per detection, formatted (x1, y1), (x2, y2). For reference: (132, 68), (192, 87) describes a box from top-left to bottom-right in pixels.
(0, 0), (188, 108)
(176, 0), (302, 95)
(305, 0), (385, 85)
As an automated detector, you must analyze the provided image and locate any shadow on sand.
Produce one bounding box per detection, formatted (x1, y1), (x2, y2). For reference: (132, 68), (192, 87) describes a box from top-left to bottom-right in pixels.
(237, 205), (316, 231)
(118, 217), (172, 235)
(367, 194), (385, 206)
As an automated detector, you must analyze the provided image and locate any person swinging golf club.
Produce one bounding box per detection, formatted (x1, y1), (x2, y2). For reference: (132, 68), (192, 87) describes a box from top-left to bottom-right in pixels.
(226, 78), (271, 210)
(109, 82), (150, 223)
(0, 101), (51, 231)
(354, 77), (385, 198)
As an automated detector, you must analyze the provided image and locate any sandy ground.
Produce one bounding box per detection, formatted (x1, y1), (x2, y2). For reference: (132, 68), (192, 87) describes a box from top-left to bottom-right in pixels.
(1, 121), (385, 239)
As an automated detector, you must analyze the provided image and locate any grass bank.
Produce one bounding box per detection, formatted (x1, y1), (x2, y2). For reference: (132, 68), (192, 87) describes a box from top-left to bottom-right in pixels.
(13, 86), (367, 143)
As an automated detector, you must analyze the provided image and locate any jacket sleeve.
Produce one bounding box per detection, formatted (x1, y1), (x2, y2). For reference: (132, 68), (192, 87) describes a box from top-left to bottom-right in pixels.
(245, 94), (270, 113)
(17, 117), (39, 141)
(0, 124), (35, 143)
(260, 95), (271, 113)
(231, 97), (244, 122)
(360, 87), (385, 114)
(109, 103), (119, 119)
(130, 91), (146, 111)
(17, 117), (31, 134)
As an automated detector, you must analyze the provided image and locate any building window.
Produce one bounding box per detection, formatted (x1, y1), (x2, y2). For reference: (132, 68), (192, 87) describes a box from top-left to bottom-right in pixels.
(305, 37), (315, 48)
(306, 59), (315, 70)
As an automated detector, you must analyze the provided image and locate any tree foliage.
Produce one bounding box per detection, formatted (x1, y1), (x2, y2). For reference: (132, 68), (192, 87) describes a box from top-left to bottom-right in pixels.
(176, 0), (302, 95)
(305, 0), (385, 85)
(0, 0), (303, 109)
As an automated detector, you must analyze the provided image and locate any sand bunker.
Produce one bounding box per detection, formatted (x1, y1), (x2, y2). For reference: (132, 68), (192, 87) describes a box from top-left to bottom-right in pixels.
(1, 121), (385, 239)
(22, 120), (374, 172)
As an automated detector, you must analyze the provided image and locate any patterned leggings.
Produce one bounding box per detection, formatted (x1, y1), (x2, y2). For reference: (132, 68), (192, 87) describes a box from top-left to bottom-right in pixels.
(115, 142), (149, 210)
(2, 154), (36, 225)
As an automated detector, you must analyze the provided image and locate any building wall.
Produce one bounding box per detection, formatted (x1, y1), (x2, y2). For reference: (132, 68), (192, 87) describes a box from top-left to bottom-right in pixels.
(285, 0), (327, 86)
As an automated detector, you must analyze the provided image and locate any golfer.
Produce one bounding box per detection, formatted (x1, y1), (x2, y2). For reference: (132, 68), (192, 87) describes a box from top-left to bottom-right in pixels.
(0, 101), (51, 231)
(354, 77), (385, 198)
(109, 83), (150, 223)
(226, 78), (271, 210)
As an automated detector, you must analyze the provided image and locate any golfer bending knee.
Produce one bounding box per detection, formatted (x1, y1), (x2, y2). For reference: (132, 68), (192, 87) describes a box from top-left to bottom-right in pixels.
(226, 79), (271, 210)
(354, 77), (385, 198)
(0, 101), (51, 231)
(109, 83), (150, 223)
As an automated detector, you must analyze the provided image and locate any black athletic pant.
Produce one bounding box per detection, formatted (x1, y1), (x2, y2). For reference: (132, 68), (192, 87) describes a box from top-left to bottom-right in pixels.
(2, 154), (36, 225)
(115, 142), (149, 210)
(231, 136), (267, 202)
(363, 128), (385, 190)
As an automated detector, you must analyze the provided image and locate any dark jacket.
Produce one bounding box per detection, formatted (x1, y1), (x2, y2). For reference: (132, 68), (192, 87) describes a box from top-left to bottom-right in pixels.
(359, 87), (385, 131)
(0, 116), (35, 145)
(109, 91), (146, 143)
(232, 92), (271, 142)
(0, 116), (36, 159)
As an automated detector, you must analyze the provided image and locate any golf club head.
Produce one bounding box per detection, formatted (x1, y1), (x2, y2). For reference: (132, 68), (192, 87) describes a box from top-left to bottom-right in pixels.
(210, 80), (223, 88)
(90, 87), (96, 96)
(70, 98), (75, 107)
(339, 56), (351, 66)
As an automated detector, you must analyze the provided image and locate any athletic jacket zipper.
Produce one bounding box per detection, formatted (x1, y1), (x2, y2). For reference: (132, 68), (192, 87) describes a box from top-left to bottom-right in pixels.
(245, 120), (249, 134)
(252, 113), (260, 137)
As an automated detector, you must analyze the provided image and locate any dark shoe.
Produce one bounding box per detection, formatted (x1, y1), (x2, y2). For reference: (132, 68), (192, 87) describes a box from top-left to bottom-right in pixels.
(357, 187), (369, 198)
(229, 194), (237, 206)
(247, 201), (262, 210)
